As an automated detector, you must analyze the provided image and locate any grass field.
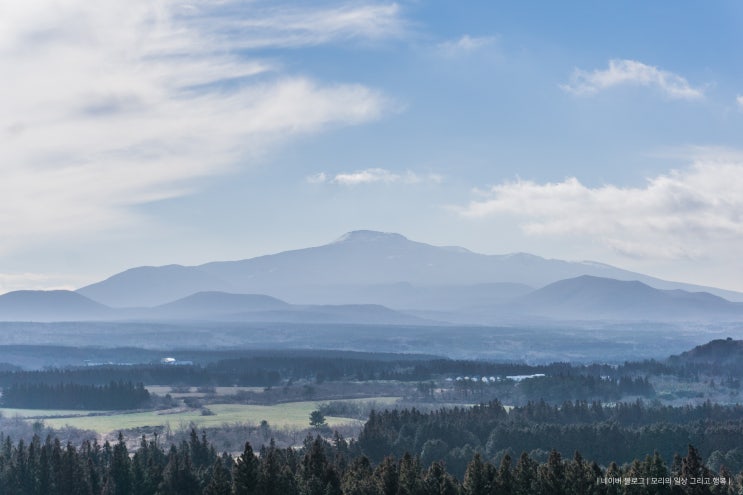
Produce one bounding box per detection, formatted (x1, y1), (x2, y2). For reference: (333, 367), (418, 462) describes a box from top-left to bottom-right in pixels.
(0, 408), (102, 419)
(18, 397), (401, 434)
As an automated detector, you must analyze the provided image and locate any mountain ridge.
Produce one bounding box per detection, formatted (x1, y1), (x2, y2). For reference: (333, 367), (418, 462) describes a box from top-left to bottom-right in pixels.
(0, 289), (434, 325)
(77, 230), (743, 308)
(503, 275), (743, 321)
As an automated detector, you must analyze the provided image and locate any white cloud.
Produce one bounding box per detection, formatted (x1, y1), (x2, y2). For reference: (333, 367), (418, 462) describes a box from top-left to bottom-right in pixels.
(458, 156), (743, 260)
(334, 168), (404, 185)
(0, 1), (400, 255)
(308, 168), (442, 185)
(737, 95), (743, 110)
(561, 59), (704, 100)
(437, 35), (498, 57)
(201, 3), (406, 49)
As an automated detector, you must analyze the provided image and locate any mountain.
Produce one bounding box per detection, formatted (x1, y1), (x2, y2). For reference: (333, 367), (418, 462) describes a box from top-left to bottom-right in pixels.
(222, 304), (435, 325)
(274, 282), (536, 311)
(0, 289), (432, 326)
(151, 291), (290, 318)
(0, 290), (112, 321)
(137, 292), (433, 325)
(76, 264), (232, 308)
(77, 230), (743, 308)
(504, 275), (743, 321)
(668, 338), (743, 365)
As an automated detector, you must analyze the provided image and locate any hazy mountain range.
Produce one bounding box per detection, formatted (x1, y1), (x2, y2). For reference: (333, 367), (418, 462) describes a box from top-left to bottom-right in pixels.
(2, 230), (743, 323)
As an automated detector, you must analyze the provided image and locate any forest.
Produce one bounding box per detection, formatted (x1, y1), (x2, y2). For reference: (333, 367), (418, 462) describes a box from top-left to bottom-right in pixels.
(0, 428), (734, 495)
(0, 339), (742, 493)
(1, 382), (150, 410)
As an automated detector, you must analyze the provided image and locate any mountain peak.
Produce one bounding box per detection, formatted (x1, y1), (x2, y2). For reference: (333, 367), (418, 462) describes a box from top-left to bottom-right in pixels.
(333, 230), (408, 243)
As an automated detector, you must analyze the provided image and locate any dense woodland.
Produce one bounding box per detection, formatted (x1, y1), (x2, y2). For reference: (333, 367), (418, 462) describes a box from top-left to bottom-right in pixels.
(0, 341), (738, 390)
(358, 400), (743, 477)
(0, 340), (742, 493)
(0, 429), (736, 495)
(0, 354), (683, 405)
(1, 382), (150, 410)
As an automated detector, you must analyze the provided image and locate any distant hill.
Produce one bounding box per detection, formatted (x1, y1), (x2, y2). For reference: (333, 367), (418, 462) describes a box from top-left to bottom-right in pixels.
(77, 264), (232, 308)
(506, 275), (743, 321)
(668, 338), (743, 365)
(222, 304), (437, 325)
(135, 292), (434, 325)
(0, 289), (433, 326)
(150, 291), (291, 318)
(0, 290), (112, 321)
(76, 230), (743, 308)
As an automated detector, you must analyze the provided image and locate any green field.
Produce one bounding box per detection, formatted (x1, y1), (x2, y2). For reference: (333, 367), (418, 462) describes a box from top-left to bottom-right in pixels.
(14, 397), (401, 434)
(0, 408), (102, 419)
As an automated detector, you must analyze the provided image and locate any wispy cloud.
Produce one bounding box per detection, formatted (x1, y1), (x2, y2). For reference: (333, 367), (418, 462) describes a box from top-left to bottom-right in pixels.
(0, 1), (401, 255)
(308, 168), (442, 185)
(737, 95), (743, 110)
(457, 154), (743, 259)
(561, 59), (704, 100)
(197, 3), (406, 49)
(436, 34), (498, 57)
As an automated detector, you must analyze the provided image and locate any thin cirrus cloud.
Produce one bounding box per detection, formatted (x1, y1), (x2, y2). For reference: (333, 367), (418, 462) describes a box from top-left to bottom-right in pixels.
(457, 155), (743, 260)
(308, 168), (442, 185)
(561, 59), (704, 100)
(0, 1), (401, 255)
(195, 3), (406, 49)
(436, 34), (498, 57)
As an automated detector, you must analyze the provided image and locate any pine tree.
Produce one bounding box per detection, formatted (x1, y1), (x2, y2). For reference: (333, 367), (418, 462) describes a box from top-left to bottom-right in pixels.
(494, 453), (514, 495)
(421, 461), (458, 495)
(203, 456), (232, 495)
(374, 456), (399, 495)
(537, 449), (566, 495)
(233, 442), (260, 495)
(397, 452), (422, 495)
(341, 456), (375, 495)
(300, 436), (340, 495)
(158, 445), (199, 495)
(565, 451), (593, 495)
(110, 432), (132, 495)
(681, 445), (711, 495)
(463, 453), (488, 495)
(514, 452), (538, 495)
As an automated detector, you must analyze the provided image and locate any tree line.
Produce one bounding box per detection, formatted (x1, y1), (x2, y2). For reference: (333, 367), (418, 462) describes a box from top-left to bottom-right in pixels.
(0, 381), (150, 410)
(357, 400), (743, 477)
(0, 429), (736, 495)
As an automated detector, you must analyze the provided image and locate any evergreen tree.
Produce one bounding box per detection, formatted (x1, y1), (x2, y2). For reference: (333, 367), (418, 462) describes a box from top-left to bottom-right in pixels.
(39, 437), (52, 495)
(494, 453), (514, 495)
(299, 436), (340, 495)
(374, 456), (399, 495)
(158, 445), (199, 495)
(204, 456), (232, 495)
(397, 452), (422, 495)
(565, 451), (593, 495)
(341, 456), (376, 495)
(421, 461), (458, 495)
(110, 433), (132, 495)
(462, 453), (488, 495)
(537, 449), (566, 495)
(680, 445), (711, 495)
(514, 452), (538, 495)
(233, 442), (259, 495)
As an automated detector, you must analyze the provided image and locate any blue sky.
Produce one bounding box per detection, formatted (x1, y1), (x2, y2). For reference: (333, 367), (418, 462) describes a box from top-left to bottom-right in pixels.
(2, 1), (743, 292)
